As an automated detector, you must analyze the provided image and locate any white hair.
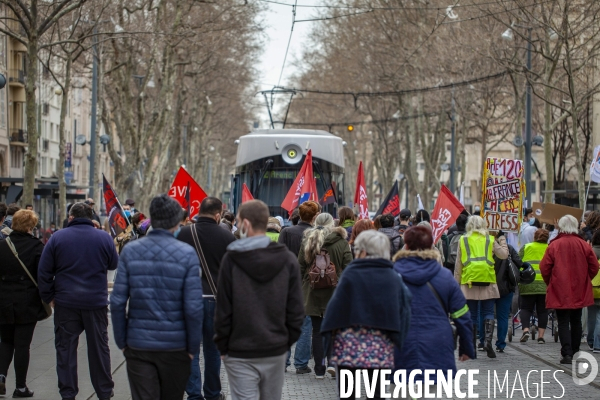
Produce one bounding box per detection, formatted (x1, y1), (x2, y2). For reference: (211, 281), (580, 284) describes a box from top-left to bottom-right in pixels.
(353, 230), (390, 259)
(558, 214), (579, 234)
(466, 215), (489, 236)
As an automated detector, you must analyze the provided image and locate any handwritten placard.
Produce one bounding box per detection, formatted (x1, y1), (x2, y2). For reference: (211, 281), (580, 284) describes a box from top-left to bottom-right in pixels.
(481, 157), (525, 232)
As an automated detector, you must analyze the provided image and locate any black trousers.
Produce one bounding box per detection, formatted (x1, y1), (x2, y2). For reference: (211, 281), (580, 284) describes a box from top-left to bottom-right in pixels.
(556, 308), (583, 357)
(125, 348), (191, 400)
(0, 322), (37, 388)
(311, 316), (331, 376)
(520, 294), (548, 329)
(54, 305), (113, 399)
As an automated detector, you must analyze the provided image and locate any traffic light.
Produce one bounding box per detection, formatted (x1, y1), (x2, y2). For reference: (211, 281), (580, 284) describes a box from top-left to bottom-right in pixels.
(347, 125), (354, 132)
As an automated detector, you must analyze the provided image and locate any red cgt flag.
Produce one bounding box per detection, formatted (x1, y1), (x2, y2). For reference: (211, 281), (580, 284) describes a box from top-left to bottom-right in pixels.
(241, 183), (254, 203)
(168, 167), (207, 219)
(281, 150), (317, 214)
(430, 185), (465, 244)
(353, 161), (369, 220)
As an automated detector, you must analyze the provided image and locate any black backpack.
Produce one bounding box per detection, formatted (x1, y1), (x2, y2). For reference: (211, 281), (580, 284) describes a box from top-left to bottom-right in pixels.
(446, 232), (464, 267)
(389, 234), (403, 258)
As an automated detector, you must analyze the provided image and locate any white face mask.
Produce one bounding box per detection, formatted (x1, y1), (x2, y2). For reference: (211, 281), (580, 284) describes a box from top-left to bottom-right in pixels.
(239, 221), (249, 239)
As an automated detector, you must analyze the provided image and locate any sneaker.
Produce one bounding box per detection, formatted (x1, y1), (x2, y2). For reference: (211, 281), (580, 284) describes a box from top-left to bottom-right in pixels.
(594, 349), (600, 354)
(296, 366), (312, 374)
(538, 337), (545, 344)
(560, 355), (573, 364)
(327, 366), (336, 378)
(315, 374), (325, 380)
(12, 387), (34, 398)
(520, 331), (530, 343)
(477, 343), (485, 351)
(495, 347), (504, 353)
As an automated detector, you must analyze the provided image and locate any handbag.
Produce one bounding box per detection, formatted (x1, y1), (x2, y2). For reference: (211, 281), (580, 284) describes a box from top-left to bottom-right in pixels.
(190, 225), (218, 297)
(426, 281), (458, 350)
(5, 237), (53, 320)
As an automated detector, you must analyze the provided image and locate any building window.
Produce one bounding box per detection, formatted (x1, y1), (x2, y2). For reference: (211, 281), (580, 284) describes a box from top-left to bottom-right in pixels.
(41, 156), (47, 176)
(418, 163), (425, 170)
(10, 147), (21, 169)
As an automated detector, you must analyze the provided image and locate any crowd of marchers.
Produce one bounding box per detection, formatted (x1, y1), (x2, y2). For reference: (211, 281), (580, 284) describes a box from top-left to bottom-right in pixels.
(0, 198), (599, 400)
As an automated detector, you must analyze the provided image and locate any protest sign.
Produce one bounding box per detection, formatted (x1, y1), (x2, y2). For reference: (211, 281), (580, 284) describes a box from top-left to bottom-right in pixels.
(531, 202), (584, 225)
(480, 157), (525, 232)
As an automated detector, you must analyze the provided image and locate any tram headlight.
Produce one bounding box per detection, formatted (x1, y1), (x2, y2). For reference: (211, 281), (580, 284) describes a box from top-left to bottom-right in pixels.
(282, 144), (303, 165)
(287, 149), (297, 159)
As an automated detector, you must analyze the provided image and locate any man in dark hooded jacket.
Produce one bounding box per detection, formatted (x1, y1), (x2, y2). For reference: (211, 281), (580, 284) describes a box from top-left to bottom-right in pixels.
(378, 213), (404, 258)
(214, 200), (304, 400)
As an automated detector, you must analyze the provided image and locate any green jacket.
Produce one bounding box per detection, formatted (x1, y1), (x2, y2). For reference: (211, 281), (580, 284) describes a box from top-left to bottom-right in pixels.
(298, 227), (353, 317)
(518, 245), (547, 295)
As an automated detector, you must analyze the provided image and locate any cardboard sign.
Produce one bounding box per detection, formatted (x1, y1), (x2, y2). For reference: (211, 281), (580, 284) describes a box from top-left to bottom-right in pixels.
(532, 202), (584, 225)
(481, 157), (525, 232)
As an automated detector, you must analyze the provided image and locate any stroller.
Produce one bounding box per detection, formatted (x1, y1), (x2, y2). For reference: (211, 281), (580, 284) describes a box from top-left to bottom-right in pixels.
(508, 308), (558, 342)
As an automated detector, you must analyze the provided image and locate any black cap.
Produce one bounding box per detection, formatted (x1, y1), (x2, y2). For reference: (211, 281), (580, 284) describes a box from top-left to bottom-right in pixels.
(399, 209), (411, 219)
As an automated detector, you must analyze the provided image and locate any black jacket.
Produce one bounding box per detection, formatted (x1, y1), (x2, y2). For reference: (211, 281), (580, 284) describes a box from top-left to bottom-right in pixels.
(277, 221), (312, 257)
(214, 239), (305, 359)
(495, 244), (524, 296)
(178, 217), (235, 296)
(0, 231), (45, 324)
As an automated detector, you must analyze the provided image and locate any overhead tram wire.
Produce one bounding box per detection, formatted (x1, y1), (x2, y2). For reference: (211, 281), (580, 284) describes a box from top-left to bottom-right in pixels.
(257, 0), (517, 11)
(268, 71), (508, 107)
(276, 0), (298, 88)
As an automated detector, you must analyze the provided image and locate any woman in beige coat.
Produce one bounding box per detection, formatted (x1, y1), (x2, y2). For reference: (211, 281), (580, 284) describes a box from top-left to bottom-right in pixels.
(454, 216), (508, 359)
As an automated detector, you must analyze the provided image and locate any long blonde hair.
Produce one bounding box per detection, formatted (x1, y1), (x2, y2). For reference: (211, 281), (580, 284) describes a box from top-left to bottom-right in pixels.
(304, 213), (334, 262)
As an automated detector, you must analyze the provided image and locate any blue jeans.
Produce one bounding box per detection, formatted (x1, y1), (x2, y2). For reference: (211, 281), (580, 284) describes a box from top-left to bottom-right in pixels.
(587, 305), (600, 349)
(286, 316), (312, 369)
(494, 292), (513, 350)
(477, 294), (513, 348)
(186, 298), (221, 400)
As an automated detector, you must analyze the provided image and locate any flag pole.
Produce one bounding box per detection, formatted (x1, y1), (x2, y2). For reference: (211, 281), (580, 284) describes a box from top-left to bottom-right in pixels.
(102, 173), (131, 228)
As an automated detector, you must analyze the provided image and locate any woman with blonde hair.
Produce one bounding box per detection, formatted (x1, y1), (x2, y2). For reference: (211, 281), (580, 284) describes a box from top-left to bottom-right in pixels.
(454, 215), (508, 359)
(0, 210), (46, 398)
(298, 213), (352, 379)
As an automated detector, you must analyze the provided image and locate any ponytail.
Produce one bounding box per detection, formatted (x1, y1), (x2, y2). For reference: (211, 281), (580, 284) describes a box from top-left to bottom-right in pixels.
(303, 213), (334, 262)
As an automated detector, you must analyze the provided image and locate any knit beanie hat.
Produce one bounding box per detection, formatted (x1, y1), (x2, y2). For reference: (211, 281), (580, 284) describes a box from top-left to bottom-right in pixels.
(149, 194), (183, 230)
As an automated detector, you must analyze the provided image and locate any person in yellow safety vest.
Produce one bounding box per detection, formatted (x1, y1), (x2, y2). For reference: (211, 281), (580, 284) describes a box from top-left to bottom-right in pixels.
(587, 231), (600, 351)
(518, 229), (550, 344)
(266, 217), (282, 242)
(454, 215), (509, 359)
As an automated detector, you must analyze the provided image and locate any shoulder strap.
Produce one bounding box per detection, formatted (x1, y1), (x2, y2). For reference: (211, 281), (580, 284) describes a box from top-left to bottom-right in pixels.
(5, 238), (38, 287)
(191, 225), (218, 296)
(425, 281), (447, 315)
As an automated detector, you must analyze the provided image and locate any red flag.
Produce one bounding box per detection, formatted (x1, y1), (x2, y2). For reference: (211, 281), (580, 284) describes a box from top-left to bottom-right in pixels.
(281, 150), (317, 213)
(242, 183), (254, 203)
(168, 167), (207, 219)
(353, 161), (369, 219)
(102, 174), (129, 238)
(375, 180), (400, 217)
(430, 185), (465, 244)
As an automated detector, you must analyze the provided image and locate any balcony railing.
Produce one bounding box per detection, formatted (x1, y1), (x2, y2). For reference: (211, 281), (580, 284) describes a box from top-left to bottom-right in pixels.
(9, 129), (27, 145)
(9, 69), (25, 85)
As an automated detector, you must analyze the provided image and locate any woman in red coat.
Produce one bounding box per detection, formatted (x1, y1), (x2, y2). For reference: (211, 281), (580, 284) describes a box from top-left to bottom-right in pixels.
(540, 215), (599, 365)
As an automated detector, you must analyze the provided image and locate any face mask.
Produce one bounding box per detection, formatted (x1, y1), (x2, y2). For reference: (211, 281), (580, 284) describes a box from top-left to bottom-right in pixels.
(240, 222), (248, 239)
(124, 210), (131, 218)
(174, 227), (182, 238)
(529, 218), (535, 226)
(474, 207), (481, 214)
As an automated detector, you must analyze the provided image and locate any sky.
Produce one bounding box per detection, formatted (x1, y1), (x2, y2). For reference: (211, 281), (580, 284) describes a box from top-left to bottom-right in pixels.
(255, 0), (323, 126)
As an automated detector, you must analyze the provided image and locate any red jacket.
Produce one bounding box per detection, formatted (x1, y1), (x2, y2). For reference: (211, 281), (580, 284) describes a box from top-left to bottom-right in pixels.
(540, 233), (599, 309)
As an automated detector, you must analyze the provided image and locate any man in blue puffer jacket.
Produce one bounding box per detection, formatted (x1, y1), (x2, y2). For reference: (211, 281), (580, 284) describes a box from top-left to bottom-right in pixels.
(111, 194), (203, 400)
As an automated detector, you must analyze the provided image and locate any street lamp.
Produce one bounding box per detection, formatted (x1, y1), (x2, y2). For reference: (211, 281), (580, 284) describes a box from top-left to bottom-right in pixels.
(503, 24), (534, 205)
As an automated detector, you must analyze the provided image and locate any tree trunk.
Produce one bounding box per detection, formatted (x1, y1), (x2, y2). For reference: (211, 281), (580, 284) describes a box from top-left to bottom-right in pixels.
(23, 35), (39, 206)
(58, 56), (72, 221)
(543, 84), (554, 202)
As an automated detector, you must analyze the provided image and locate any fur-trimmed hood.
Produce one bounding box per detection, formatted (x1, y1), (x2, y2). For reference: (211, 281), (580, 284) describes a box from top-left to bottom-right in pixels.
(392, 249), (444, 286)
(393, 249), (442, 263)
(324, 226), (348, 244)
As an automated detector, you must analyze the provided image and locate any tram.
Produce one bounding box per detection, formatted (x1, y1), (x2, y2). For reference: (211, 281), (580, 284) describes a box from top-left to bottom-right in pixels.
(231, 129), (346, 218)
